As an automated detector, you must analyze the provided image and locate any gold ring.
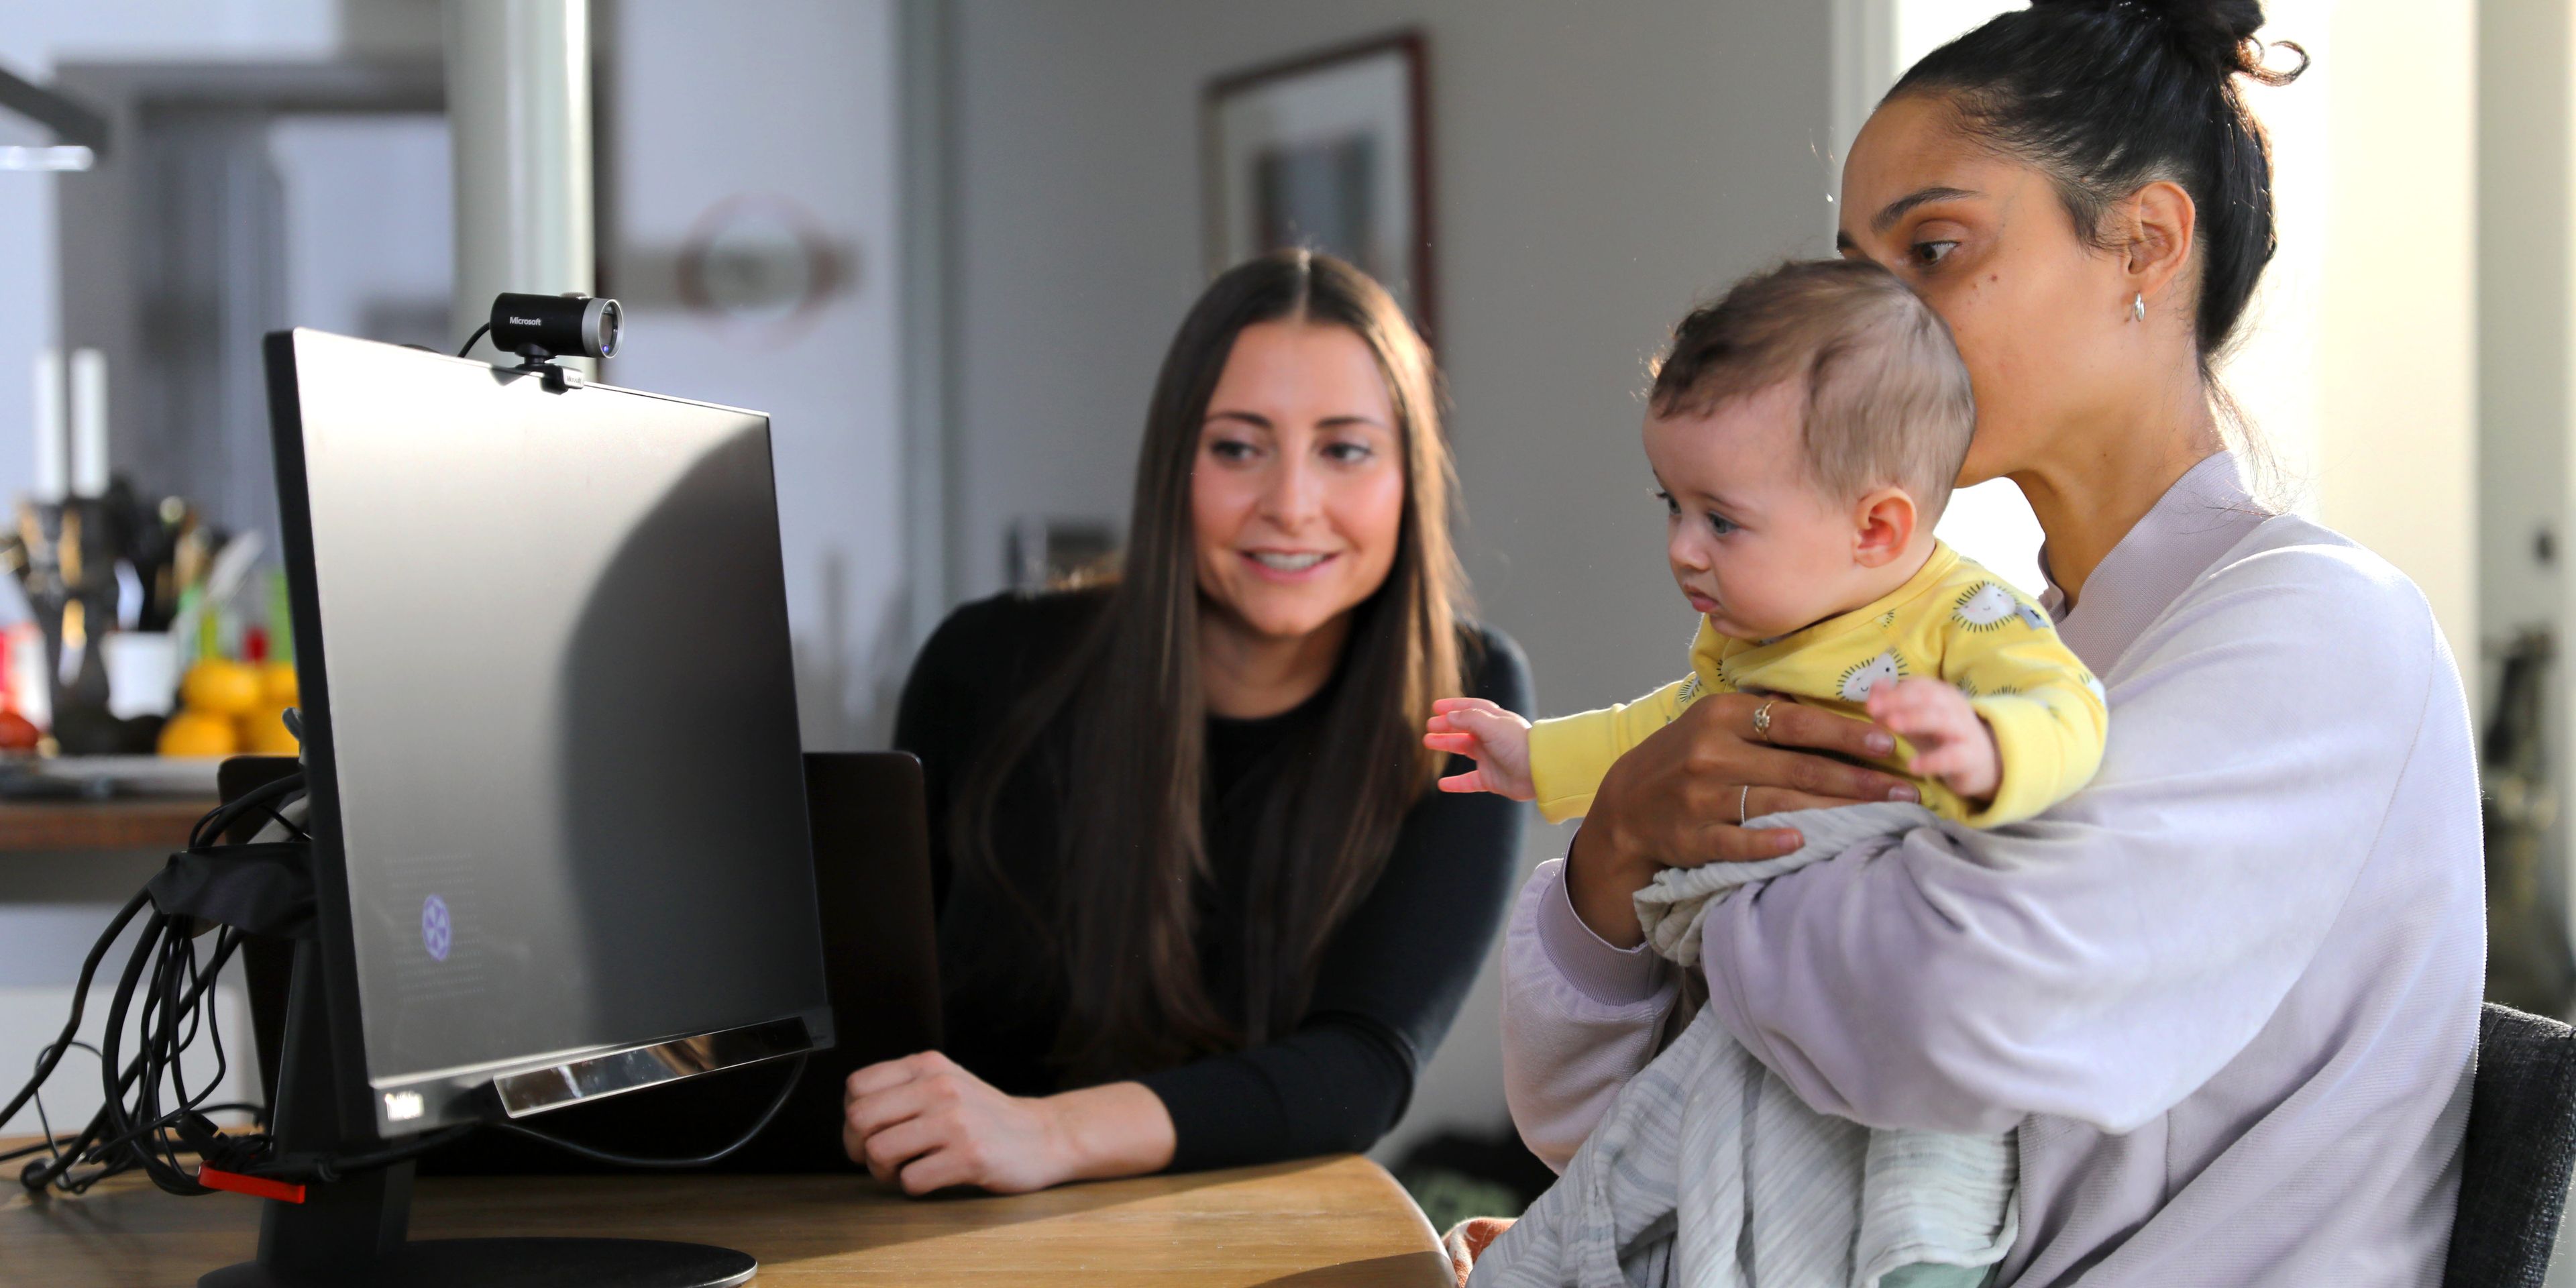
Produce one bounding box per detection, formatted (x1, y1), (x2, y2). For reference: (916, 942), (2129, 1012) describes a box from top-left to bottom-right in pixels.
(1751, 701), (1775, 743)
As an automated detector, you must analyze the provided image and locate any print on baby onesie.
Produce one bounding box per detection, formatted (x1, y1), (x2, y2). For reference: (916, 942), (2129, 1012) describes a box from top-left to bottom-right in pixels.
(1838, 650), (1907, 702)
(2083, 674), (2105, 702)
(1877, 608), (1898, 629)
(2016, 603), (2052, 631)
(1953, 582), (2019, 632)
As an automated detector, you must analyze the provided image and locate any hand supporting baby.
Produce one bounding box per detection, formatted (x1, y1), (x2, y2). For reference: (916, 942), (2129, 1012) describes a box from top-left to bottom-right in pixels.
(1426, 682), (1999, 808)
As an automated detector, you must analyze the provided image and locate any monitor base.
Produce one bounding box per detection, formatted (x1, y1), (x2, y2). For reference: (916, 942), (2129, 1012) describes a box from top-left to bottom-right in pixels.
(204, 943), (756, 1288)
(199, 1236), (755, 1288)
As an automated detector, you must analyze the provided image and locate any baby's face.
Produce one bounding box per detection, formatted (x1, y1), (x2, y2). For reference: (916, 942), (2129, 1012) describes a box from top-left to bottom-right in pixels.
(1644, 381), (1875, 640)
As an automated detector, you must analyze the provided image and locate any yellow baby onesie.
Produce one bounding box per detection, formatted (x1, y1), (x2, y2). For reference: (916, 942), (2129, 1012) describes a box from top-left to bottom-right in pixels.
(1527, 542), (2105, 826)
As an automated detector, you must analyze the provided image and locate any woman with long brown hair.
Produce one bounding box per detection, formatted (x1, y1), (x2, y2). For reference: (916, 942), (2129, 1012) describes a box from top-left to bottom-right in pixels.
(844, 249), (1531, 1193)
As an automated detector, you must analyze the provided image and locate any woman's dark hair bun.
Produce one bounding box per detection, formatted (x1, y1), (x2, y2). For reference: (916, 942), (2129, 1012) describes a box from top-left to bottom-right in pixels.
(2033, 0), (2304, 84)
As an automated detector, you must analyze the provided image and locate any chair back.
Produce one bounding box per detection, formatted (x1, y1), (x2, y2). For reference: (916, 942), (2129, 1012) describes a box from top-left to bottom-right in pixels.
(2447, 1002), (2576, 1287)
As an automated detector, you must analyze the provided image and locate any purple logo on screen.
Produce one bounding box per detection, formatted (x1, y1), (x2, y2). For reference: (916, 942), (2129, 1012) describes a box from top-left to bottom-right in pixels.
(421, 895), (451, 962)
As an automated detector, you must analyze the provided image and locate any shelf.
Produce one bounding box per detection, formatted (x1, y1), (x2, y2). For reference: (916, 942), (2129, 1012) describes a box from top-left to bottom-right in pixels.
(0, 797), (216, 853)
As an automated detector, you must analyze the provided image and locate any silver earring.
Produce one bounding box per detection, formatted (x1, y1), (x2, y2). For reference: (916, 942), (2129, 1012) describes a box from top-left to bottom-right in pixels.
(2131, 292), (2147, 323)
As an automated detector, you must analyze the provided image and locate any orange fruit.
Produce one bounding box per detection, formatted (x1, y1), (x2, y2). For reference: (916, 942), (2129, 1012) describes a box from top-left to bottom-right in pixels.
(180, 661), (262, 716)
(240, 706), (300, 755)
(159, 710), (238, 757)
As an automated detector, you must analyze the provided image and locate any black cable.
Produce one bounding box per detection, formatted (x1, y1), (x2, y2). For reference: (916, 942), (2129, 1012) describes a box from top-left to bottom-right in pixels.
(0, 889), (148, 1132)
(488, 1052), (808, 1170)
(144, 928), (235, 1181)
(85, 909), (220, 1193)
(189, 772), (304, 851)
(19, 1042), (144, 1193)
(7, 1103), (262, 1173)
(137, 927), (180, 1178)
(0, 1133), (76, 1165)
(276, 1124), (479, 1183)
(97, 911), (197, 1192)
(11, 792), (293, 1197)
(22, 924), (244, 1195)
(255, 801), (309, 840)
(180, 933), (238, 1116)
(3, 1039), (90, 1173)
(456, 321), (492, 359)
(17, 782), (802, 1193)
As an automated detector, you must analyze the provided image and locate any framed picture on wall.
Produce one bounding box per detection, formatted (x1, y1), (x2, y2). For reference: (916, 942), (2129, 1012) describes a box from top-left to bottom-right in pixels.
(1204, 31), (1435, 341)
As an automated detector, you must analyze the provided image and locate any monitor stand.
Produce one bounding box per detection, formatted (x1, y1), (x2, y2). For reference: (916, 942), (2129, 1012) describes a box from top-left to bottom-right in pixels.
(199, 940), (756, 1288)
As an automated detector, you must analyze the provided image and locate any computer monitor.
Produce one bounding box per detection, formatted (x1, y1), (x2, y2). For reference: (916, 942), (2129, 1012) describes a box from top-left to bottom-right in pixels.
(221, 329), (835, 1287)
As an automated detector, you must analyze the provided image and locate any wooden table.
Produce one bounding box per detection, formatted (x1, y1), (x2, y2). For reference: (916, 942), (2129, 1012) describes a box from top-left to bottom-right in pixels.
(0, 796), (214, 852)
(0, 1148), (1453, 1286)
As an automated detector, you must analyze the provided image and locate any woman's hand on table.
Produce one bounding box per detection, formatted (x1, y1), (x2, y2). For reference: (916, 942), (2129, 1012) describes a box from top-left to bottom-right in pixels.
(1566, 692), (1917, 949)
(843, 1051), (1175, 1195)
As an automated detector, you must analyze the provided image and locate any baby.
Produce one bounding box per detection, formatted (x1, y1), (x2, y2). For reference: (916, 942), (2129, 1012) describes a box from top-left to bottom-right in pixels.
(1430, 259), (2106, 833)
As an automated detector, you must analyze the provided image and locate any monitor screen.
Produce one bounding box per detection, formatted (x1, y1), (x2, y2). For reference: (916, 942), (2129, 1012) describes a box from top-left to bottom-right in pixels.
(268, 329), (831, 1136)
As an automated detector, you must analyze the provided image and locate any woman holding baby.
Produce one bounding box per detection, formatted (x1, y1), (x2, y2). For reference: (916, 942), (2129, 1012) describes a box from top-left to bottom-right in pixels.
(1486, 1), (2479, 1284)
(846, 3), (2478, 1281)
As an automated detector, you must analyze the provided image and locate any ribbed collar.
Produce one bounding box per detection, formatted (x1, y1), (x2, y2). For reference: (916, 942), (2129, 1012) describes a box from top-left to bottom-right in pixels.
(2040, 451), (2269, 675)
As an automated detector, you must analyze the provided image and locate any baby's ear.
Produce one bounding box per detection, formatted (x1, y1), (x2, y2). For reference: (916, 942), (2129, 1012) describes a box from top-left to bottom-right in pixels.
(1851, 486), (1919, 568)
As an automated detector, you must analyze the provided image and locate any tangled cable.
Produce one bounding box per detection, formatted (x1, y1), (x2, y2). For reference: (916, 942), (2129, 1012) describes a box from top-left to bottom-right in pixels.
(5, 771), (806, 1196)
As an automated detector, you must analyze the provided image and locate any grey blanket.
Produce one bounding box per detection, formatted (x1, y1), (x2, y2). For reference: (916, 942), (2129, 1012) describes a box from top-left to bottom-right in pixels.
(1470, 803), (2017, 1288)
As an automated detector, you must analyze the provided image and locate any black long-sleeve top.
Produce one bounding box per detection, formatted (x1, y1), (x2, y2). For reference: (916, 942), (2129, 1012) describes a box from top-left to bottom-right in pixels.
(892, 590), (1532, 1172)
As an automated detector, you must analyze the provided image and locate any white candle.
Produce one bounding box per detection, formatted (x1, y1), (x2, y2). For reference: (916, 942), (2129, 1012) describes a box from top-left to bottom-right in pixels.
(69, 347), (107, 497)
(30, 348), (64, 502)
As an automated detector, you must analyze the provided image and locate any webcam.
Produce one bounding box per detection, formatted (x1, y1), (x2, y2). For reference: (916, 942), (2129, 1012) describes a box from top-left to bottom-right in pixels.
(479, 292), (621, 391)
(490, 292), (621, 362)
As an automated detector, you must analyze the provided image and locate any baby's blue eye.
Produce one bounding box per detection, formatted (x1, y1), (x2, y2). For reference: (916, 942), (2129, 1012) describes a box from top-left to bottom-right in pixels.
(1706, 512), (1737, 536)
(1654, 489), (1678, 516)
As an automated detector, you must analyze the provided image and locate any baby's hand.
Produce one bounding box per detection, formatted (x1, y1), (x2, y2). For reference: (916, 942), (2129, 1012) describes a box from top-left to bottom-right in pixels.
(1424, 697), (1536, 801)
(1864, 678), (2000, 804)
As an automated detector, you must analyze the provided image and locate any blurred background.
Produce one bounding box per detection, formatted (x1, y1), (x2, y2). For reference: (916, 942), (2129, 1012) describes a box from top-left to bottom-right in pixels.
(0, 0), (2555, 1241)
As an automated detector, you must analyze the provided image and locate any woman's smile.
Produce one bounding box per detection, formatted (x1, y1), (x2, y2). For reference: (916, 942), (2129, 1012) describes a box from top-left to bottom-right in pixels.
(1242, 548), (1341, 580)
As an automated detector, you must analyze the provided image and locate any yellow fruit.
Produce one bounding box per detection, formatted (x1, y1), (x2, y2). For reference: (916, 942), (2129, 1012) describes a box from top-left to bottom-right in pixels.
(181, 661), (262, 716)
(240, 706), (300, 755)
(260, 663), (299, 706)
(159, 710), (239, 757)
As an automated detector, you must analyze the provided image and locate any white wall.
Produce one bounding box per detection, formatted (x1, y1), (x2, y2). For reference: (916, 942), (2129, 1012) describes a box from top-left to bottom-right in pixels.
(2300, 0), (2479, 695)
(947, 0), (1839, 1158)
(604, 0), (910, 749)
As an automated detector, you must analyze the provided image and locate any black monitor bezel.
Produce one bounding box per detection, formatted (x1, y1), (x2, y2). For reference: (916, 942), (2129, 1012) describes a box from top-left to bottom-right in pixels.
(260, 329), (832, 1144)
